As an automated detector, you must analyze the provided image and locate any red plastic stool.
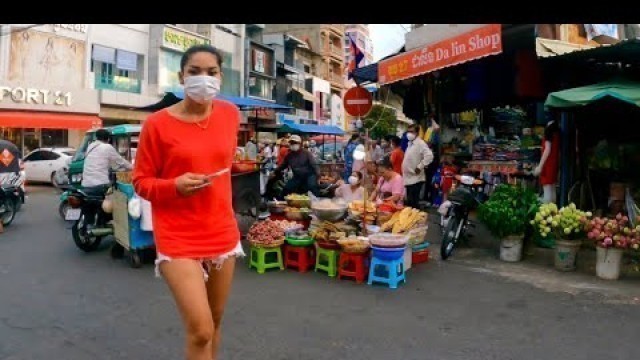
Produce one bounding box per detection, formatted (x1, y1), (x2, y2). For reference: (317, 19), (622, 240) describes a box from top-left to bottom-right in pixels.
(338, 251), (370, 283)
(284, 245), (315, 273)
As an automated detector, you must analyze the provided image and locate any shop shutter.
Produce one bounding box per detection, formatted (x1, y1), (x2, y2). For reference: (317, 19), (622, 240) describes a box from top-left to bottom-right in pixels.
(92, 44), (116, 64)
(116, 50), (138, 72)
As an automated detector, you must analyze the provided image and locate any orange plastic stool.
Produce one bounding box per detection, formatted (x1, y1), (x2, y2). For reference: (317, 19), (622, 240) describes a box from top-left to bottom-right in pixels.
(284, 244), (315, 273)
(338, 251), (370, 283)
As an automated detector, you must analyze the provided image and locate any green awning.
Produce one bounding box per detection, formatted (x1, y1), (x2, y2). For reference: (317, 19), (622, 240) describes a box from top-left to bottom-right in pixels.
(544, 80), (640, 109)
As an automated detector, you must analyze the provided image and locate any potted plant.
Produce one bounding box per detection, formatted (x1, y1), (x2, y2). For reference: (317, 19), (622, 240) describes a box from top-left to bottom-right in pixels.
(478, 185), (539, 262)
(586, 213), (639, 280)
(531, 203), (591, 271)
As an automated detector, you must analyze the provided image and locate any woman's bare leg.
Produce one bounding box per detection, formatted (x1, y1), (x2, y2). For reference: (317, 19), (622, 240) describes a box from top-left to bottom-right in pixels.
(160, 259), (213, 360)
(205, 257), (236, 359)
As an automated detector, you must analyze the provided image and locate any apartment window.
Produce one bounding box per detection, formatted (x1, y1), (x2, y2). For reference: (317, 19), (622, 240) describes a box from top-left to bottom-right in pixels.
(249, 76), (274, 100)
(92, 45), (141, 94)
(303, 64), (311, 74)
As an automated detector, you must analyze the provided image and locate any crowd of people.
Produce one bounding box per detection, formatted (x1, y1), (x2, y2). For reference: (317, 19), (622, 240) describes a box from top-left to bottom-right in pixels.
(246, 121), (437, 211)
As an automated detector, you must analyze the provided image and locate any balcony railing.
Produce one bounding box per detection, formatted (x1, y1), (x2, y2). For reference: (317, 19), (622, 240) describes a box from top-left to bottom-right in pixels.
(95, 74), (141, 94)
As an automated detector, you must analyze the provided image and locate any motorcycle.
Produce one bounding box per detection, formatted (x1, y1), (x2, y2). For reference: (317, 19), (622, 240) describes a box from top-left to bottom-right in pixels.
(62, 185), (114, 252)
(0, 185), (22, 227)
(439, 174), (485, 260)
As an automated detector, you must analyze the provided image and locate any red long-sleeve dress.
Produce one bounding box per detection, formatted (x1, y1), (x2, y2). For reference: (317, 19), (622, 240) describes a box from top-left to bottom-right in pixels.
(133, 99), (240, 258)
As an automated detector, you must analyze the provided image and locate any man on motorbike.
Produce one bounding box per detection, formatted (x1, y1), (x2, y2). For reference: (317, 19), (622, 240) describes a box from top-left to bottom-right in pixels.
(271, 135), (321, 199)
(81, 129), (133, 225)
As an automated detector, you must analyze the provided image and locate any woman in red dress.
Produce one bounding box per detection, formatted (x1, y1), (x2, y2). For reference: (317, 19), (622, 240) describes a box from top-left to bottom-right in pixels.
(133, 45), (244, 360)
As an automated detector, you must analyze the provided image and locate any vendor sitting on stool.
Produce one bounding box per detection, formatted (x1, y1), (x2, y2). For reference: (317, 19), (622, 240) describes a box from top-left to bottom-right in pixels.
(271, 134), (321, 199)
(370, 158), (404, 208)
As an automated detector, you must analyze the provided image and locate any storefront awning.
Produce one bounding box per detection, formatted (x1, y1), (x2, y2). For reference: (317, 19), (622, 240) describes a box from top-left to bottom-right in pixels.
(137, 92), (294, 112)
(0, 112), (102, 130)
(378, 24), (503, 85)
(278, 120), (344, 135)
(544, 80), (640, 109)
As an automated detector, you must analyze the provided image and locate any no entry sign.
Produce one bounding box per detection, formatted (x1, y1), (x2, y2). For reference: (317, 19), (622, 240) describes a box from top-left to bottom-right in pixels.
(343, 86), (373, 117)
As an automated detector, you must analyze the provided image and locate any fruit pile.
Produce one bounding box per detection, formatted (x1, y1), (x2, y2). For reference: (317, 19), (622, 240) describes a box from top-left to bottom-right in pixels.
(247, 220), (285, 247)
(586, 213), (640, 250)
(531, 203), (591, 240)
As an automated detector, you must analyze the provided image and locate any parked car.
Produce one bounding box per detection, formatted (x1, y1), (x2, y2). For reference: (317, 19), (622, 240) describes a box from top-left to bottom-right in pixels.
(23, 148), (75, 187)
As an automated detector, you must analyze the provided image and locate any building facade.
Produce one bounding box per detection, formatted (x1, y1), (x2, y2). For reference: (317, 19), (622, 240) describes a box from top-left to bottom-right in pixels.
(344, 24), (374, 68)
(0, 24), (247, 152)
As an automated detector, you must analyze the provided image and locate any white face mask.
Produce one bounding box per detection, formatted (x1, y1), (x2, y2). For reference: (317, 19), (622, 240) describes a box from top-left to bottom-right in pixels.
(290, 144), (301, 152)
(406, 132), (416, 141)
(348, 176), (359, 186)
(183, 75), (220, 104)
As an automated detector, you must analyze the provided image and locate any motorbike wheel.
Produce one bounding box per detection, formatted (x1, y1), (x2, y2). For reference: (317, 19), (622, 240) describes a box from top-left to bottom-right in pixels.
(129, 251), (142, 268)
(59, 200), (70, 220)
(440, 215), (461, 261)
(72, 214), (103, 252)
(110, 242), (125, 259)
(0, 198), (16, 227)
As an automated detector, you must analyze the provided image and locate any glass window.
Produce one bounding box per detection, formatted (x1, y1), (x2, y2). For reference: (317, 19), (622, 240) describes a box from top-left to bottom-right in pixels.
(41, 151), (60, 161)
(73, 133), (94, 162)
(159, 50), (183, 93)
(41, 129), (68, 148)
(24, 151), (44, 162)
(115, 136), (130, 159)
(249, 76), (274, 100)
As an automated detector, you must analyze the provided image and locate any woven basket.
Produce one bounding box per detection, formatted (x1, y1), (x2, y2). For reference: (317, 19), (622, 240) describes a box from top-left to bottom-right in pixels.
(249, 237), (285, 248)
(340, 243), (370, 254)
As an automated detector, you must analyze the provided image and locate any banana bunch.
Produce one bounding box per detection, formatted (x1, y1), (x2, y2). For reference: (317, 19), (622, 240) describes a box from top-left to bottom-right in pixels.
(381, 207), (428, 234)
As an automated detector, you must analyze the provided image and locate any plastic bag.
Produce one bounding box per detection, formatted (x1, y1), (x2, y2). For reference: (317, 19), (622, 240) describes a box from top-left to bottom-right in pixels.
(140, 197), (153, 231)
(128, 196), (141, 219)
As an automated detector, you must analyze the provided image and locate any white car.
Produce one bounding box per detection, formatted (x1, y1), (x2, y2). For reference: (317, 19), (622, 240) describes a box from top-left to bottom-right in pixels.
(23, 148), (75, 186)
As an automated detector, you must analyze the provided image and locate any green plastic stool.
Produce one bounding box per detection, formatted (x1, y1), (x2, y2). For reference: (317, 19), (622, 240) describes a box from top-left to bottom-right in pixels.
(249, 245), (284, 274)
(315, 247), (340, 277)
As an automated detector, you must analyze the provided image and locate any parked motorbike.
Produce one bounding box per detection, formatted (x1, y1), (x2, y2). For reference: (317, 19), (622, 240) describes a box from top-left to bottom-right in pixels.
(62, 185), (113, 252)
(0, 185), (22, 227)
(439, 174), (485, 260)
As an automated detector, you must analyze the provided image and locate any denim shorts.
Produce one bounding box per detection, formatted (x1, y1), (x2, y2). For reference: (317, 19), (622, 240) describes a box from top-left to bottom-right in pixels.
(155, 241), (245, 282)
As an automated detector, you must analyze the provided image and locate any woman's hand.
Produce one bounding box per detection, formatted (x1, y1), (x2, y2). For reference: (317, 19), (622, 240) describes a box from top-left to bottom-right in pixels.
(175, 173), (208, 197)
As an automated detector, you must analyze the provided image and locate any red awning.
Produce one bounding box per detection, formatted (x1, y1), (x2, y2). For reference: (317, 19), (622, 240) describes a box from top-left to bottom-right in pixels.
(0, 112), (102, 130)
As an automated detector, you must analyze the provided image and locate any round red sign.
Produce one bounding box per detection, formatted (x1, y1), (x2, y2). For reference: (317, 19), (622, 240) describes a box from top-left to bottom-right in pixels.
(343, 86), (373, 117)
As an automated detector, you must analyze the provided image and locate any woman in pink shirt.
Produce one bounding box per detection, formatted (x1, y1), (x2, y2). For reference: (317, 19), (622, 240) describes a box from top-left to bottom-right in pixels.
(369, 158), (404, 207)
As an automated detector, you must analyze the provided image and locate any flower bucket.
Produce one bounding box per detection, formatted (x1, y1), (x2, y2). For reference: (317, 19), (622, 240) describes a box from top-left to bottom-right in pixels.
(596, 247), (624, 280)
(554, 239), (581, 272)
(500, 235), (523, 262)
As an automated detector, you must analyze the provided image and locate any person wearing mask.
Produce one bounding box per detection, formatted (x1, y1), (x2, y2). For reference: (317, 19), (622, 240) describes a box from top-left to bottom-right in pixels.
(343, 133), (360, 181)
(389, 136), (404, 175)
(245, 138), (258, 161)
(402, 124), (434, 209)
(370, 158), (404, 207)
(132, 44), (244, 360)
(272, 135), (320, 198)
(380, 137), (392, 156)
(369, 139), (384, 164)
(334, 171), (365, 203)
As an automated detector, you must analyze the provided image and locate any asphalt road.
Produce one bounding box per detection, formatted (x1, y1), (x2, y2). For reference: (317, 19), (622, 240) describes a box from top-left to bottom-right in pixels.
(1, 187), (638, 360)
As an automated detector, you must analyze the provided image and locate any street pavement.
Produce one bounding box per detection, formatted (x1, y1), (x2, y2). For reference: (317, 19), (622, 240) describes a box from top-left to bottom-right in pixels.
(1, 186), (639, 360)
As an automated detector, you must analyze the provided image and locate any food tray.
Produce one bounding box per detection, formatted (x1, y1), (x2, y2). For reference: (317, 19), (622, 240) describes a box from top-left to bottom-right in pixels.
(369, 233), (409, 248)
(407, 225), (428, 246)
(316, 240), (341, 250)
(285, 196), (311, 208)
(311, 206), (347, 222)
(285, 208), (312, 221)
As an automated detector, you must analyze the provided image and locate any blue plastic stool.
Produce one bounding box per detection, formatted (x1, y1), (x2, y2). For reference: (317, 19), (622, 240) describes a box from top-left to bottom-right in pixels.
(367, 257), (406, 289)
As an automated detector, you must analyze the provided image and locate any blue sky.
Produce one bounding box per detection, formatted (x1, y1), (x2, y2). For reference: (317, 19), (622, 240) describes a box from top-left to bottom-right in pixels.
(369, 24), (410, 61)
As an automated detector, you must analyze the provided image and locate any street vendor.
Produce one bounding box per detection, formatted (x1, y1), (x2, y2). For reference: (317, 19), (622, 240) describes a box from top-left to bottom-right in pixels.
(370, 158), (404, 207)
(272, 134), (321, 199)
(335, 171), (365, 203)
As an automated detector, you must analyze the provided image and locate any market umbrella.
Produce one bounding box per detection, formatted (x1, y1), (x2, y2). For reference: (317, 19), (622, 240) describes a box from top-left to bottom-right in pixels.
(545, 80), (640, 109)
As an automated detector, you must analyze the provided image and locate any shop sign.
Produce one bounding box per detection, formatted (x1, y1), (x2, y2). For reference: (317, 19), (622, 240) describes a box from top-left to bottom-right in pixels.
(162, 26), (211, 53)
(52, 24), (88, 34)
(0, 86), (72, 107)
(379, 24), (502, 85)
(0, 82), (99, 114)
(253, 50), (266, 73)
